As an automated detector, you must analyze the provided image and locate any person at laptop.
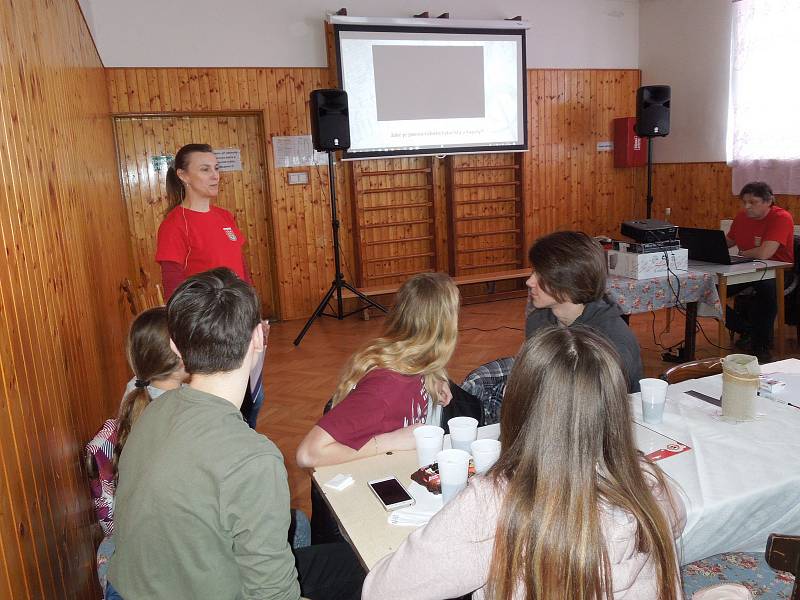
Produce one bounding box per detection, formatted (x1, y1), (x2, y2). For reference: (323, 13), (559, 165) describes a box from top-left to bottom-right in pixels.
(725, 181), (795, 359)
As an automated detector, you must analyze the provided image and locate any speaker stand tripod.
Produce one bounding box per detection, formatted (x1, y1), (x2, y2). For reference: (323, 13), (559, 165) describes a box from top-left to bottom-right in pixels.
(645, 135), (655, 219)
(293, 152), (387, 346)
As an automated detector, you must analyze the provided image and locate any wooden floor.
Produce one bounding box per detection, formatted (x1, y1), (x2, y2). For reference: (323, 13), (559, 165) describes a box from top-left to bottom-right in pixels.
(258, 297), (800, 515)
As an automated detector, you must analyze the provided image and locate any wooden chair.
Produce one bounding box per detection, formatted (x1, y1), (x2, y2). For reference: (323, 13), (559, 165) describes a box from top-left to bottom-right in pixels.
(660, 358), (724, 384)
(767, 533), (800, 600)
(121, 269), (165, 316)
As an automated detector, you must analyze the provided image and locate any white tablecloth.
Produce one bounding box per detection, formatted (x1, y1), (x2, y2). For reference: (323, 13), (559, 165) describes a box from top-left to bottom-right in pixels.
(630, 359), (800, 563)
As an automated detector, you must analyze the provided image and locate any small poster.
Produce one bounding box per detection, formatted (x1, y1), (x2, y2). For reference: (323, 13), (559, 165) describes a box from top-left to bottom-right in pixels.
(272, 135), (328, 168)
(214, 148), (242, 172)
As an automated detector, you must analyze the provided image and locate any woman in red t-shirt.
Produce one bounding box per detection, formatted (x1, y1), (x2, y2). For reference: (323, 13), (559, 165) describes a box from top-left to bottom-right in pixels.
(156, 143), (267, 429)
(296, 273), (459, 468)
(156, 143), (251, 298)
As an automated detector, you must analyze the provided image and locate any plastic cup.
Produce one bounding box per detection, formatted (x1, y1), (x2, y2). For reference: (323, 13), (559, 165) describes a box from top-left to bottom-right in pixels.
(413, 425), (445, 468)
(470, 439), (501, 474)
(436, 449), (471, 505)
(448, 417), (478, 453)
(640, 378), (668, 424)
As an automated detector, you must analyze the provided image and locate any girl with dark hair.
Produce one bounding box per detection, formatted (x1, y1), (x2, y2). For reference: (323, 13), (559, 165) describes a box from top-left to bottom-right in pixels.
(86, 307), (187, 592)
(362, 326), (686, 600)
(156, 143), (267, 427)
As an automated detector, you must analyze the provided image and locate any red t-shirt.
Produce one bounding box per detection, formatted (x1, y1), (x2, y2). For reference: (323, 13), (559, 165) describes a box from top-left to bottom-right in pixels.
(728, 205), (795, 264)
(318, 369), (431, 450)
(156, 206), (247, 280)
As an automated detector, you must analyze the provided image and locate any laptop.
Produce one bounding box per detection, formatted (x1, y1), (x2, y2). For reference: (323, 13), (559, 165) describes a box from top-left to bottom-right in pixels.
(677, 227), (754, 265)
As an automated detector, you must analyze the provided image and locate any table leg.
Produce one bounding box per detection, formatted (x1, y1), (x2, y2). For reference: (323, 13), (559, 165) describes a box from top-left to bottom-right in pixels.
(776, 268), (786, 357)
(684, 301), (698, 361)
(718, 276), (728, 350)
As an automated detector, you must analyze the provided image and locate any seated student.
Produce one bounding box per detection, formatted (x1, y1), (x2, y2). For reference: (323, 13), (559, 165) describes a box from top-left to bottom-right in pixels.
(525, 230), (643, 392)
(106, 268), (363, 600)
(86, 307), (186, 591)
(725, 181), (795, 360)
(362, 326), (686, 600)
(296, 272), (458, 468)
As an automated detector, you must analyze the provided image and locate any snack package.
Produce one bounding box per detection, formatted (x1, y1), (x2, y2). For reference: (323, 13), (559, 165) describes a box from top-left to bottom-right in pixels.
(410, 460), (477, 494)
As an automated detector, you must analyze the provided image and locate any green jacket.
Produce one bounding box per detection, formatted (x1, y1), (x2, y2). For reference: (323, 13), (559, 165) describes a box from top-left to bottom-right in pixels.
(108, 386), (300, 600)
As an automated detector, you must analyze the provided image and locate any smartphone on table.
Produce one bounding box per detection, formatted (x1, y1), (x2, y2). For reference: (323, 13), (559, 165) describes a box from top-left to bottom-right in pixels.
(368, 476), (415, 511)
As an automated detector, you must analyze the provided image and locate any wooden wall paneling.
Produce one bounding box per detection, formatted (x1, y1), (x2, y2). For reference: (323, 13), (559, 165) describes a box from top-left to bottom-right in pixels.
(0, 0), (135, 597)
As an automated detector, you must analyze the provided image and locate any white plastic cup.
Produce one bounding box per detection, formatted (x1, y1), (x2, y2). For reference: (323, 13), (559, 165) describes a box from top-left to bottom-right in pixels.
(470, 439), (501, 474)
(436, 448), (471, 505)
(448, 417), (479, 453)
(413, 425), (445, 468)
(640, 378), (669, 424)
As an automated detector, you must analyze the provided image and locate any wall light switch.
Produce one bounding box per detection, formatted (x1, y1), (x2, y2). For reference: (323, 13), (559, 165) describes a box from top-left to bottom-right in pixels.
(287, 171), (309, 185)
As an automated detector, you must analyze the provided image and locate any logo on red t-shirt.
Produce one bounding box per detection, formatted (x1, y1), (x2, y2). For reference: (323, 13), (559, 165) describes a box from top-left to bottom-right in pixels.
(223, 227), (238, 241)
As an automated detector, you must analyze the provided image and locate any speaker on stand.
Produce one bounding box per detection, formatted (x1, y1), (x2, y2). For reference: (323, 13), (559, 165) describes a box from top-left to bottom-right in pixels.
(293, 89), (387, 346)
(635, 85), (671, 219)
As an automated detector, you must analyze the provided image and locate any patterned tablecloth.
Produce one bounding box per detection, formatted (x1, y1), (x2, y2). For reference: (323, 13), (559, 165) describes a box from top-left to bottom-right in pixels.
(607, 270), (722, 318)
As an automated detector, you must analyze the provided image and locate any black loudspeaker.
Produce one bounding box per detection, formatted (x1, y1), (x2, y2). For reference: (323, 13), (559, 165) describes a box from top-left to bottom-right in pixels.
(635, 85), (671, 137)
(310, 89), (350, 151)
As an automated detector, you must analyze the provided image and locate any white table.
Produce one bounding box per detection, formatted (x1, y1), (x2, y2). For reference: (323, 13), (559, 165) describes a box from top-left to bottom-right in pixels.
(688, 259), (793, 355)
(314, 360), (800, 568)
(631, 358), (800, 563)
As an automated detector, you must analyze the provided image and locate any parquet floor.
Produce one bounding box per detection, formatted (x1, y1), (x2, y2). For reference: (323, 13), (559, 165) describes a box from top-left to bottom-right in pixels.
(258, 298), (800, 515)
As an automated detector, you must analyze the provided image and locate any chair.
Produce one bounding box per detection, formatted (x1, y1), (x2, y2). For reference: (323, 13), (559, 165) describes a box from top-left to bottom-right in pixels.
(682, 549), (796, 598)
(766, 533), (800, 599)
(660, 358), (724, 384)
(121, 268), (165, 316)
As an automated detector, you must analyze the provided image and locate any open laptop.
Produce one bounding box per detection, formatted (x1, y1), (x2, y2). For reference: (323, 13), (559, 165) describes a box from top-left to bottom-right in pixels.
(677, 227), (754, 265)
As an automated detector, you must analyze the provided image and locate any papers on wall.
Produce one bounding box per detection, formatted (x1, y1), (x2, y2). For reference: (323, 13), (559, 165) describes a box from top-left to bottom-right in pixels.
(272, 135), (328, 168)
(213, 148), (242, 172)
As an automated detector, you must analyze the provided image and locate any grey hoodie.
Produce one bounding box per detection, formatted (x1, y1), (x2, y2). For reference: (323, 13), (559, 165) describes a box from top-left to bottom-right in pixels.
(525, 296), (643, 393)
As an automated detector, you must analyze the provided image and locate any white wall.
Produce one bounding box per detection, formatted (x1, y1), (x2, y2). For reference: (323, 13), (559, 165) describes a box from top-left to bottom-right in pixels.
(639, 0), (732, 163)
(77, 0), (639, 69)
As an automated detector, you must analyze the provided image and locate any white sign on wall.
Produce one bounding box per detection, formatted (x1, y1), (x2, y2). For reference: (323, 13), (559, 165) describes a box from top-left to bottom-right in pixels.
(272, 135), (328, 168)
(214, 148), (242, 172)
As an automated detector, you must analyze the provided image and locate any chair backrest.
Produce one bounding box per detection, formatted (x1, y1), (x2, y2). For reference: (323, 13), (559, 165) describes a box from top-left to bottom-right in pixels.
(121, 274), (165, 316)
(766, 533), (800, 600)
(660, 358), (724, 384)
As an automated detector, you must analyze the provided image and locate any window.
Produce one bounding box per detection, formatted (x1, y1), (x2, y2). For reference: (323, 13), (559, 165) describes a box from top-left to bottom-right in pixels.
(727, 0), (800, 193)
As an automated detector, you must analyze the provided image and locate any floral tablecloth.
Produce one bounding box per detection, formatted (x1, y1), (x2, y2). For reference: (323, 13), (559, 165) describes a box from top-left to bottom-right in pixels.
(607, 270), (722, 318)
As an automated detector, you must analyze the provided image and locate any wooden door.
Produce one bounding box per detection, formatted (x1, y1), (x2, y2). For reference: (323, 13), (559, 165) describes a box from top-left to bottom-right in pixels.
(113, 114), (280, 318)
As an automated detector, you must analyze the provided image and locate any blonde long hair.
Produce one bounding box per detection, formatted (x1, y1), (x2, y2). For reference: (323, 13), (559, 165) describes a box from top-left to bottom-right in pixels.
(331, 272), (460, 406)
(487, 326), (681, 600)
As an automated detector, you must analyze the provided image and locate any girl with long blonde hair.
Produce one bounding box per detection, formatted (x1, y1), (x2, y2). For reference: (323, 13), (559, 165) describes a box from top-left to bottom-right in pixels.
(296, 272), (460, 468)
(362, 326), (686, 600)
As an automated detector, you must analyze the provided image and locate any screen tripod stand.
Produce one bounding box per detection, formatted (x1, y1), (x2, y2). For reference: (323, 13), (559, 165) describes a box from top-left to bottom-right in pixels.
(293, 151), (387, 346)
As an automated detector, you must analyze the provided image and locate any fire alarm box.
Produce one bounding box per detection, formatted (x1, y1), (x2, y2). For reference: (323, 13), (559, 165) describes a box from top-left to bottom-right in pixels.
(613, 117), (648, 167)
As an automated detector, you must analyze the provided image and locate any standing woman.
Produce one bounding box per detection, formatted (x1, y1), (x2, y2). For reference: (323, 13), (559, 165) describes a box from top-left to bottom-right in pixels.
(155, 143), (265, 428)
(156, 143), (250, 297)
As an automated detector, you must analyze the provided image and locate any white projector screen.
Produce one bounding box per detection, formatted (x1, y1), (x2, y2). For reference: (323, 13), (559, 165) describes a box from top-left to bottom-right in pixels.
(335, 25), (527, 159)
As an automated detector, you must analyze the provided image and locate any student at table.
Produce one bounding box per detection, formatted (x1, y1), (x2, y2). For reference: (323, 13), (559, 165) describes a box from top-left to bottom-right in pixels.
(362, 326), (686, 600)
(107, 268), (363, 600)
(295, 272), (458, 468)
(156, 143), (266, 428)
(86, 307), (187, 591)
(525, 230), (643, 392)
(725, 181), (795, 360)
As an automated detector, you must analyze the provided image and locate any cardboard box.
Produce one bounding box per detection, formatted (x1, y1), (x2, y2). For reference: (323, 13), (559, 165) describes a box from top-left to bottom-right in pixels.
(607, 248), (688, 280)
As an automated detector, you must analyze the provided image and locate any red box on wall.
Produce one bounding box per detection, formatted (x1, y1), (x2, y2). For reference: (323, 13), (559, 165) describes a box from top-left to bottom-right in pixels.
(613, 117), (648, 167)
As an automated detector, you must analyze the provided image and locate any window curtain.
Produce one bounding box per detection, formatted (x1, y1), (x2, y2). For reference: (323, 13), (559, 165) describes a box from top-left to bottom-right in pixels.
(727, 0), (800, 194)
